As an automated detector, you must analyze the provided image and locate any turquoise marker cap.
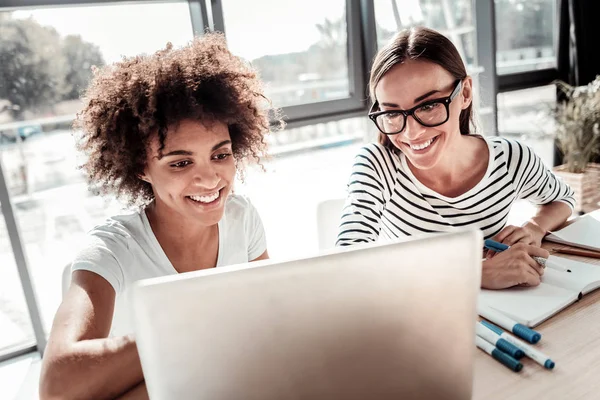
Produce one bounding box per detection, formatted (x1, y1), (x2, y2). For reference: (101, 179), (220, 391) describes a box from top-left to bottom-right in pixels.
(496, 338), (525, 359)
(482, 319), (542, 344)
(513, 323), (541, 344)
(491, 348), (523, 372)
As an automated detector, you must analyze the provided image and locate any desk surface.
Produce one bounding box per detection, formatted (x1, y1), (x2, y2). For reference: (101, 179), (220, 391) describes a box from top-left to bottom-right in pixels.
(473, 242), (600, 400)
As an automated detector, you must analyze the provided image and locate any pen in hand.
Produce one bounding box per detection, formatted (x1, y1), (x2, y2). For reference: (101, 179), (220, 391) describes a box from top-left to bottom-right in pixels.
(484, 239), (569, 273)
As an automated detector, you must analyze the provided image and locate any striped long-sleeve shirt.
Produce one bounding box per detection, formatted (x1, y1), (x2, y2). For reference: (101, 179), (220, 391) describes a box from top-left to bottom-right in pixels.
(336, 136), (575, 246)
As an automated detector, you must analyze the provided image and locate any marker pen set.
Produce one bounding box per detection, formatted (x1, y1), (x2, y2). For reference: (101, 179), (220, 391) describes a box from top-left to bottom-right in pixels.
(476, 305), (555, 373)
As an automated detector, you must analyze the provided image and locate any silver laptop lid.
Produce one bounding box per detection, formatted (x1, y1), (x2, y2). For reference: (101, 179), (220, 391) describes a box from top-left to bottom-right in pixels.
(132, 229), (482, 400)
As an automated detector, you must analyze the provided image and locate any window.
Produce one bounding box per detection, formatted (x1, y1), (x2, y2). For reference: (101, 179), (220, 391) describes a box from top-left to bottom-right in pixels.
(219, 1), (371, 258)
(373, 0), (477, 70)
(497, 84), (555, 136)
(495, 0), (557, 75)
(0, 213), (35, 357)
(215, 0), (366, 124)
(0, 1), (194, 334)
(220, 0), (350, 108)
(497, 85), (556, 166)
(236, 116), (369, 259)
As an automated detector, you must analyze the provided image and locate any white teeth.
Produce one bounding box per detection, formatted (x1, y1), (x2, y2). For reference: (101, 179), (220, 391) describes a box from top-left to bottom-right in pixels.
(409, 137), (435, 151)
(189, 191), (219, 203)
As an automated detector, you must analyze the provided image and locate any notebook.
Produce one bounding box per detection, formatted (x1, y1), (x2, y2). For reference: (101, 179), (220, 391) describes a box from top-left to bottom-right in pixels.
(545, 209), (600, 252)
(479, 255), (600, 327)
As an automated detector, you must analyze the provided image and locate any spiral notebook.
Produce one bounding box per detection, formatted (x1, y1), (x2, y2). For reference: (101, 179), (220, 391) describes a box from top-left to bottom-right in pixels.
(479, 255), (600, 327)
(545, 209), (600, 252)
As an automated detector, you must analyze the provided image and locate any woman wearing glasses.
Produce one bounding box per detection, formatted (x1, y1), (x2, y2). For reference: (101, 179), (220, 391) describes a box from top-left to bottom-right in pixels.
(337, 27), (575, 289)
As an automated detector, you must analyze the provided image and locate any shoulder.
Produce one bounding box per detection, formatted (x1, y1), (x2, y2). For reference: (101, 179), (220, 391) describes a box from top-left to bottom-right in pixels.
(485, 135), (529, 156)
(86, 211), (145, 244)
(222, 194), (263, 230)
(223, 193), (257, 217)
(78, 211), (150, 260)
(355, 142), (397, 161)
(353, 143), (401, 174)
(219, 194), (266, 262)
(72, 211), (146, 292)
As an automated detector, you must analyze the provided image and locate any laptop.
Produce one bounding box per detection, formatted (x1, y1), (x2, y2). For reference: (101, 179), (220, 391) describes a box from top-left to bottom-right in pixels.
(131, 230), (482, 400)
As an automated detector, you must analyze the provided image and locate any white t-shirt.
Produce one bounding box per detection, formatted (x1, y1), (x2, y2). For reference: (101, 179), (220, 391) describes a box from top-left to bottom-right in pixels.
(71, 194), (267, 336)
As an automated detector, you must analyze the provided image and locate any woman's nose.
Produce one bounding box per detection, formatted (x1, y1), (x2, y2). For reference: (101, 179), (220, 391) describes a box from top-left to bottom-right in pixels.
(193, 164), (220, 188)
(402, 115), (427, 141)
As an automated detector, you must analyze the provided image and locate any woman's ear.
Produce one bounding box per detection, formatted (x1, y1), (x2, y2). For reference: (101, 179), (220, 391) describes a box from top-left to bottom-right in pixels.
(138, 172), (151, 184)
(460, 76), (474, 110)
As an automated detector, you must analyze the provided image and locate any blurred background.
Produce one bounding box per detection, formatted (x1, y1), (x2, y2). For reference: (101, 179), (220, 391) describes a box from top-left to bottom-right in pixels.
(1, 1), (598, 398)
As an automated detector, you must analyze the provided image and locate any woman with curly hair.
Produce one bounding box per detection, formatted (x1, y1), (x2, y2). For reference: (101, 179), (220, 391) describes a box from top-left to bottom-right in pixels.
(40, 33), (278, 400)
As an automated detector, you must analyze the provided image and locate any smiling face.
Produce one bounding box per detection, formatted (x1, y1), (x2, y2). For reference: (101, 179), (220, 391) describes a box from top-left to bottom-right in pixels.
(141, 119), (236, 227)
(374, 59), (472, 171)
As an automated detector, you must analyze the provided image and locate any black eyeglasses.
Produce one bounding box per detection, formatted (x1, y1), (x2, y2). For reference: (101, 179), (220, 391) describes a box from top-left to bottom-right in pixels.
(368, 80), (463, 135)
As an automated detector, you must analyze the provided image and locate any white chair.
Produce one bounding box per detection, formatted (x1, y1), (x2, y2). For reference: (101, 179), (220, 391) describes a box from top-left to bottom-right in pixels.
(316, 198), (346, 250)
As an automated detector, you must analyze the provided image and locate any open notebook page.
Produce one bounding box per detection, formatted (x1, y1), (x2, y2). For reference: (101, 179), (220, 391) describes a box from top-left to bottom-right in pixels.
(544, 256), (600, 295)
(546, 210), (600, 251)
(479, 256), (600, 327)
(479, 283), (577, 328)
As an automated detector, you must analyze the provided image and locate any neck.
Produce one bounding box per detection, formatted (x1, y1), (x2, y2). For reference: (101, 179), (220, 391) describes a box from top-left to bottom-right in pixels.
(145, 200), (215, 248)
(410, 134), (481, 190)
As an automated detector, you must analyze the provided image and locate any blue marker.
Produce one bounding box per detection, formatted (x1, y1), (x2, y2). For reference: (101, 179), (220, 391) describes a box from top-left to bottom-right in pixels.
(475, 336), (523, 372)
(481, 321), (555, 370)
(478, 304), (541, 344)
(484, 239), (511, 253)
(475, 324), (524, 359)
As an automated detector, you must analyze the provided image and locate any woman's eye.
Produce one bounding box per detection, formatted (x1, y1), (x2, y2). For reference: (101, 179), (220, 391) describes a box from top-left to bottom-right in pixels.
(419, 103), (440, 112)
(214, 153), (232, 161)
(171, 160), (191, 168)
(383, 112), (402, 121)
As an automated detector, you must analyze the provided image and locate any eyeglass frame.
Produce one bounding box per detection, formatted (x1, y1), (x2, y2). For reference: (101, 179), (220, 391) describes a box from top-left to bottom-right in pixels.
(368, 79), (463, 135)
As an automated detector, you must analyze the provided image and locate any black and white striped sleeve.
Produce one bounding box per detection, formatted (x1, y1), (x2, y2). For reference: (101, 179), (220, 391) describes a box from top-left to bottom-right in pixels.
(336, 145), (390, 246)
(510, 141), (576, 210)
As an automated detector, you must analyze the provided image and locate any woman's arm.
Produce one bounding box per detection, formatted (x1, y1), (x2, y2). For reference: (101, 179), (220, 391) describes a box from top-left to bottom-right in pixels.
(252, 250), (269, 261)
(495, 202), (573, 247)
(336, 145), (389, 247)
(524, 201), (573, 239)
(495, 141), (575, 247)
(40, 270), (145, 400)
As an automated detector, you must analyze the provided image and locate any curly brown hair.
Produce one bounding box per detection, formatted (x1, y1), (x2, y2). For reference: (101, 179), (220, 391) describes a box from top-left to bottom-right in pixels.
(75, 33), (281, 206)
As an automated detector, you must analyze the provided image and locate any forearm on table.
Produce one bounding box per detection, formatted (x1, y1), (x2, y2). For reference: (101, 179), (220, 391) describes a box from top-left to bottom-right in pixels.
(527, 201), (573, 233)
(40, 334), (144, 400)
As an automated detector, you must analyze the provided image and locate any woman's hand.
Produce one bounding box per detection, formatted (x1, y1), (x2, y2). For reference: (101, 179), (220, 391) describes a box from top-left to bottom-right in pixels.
(482, 243), (550, 289)
(485, 222), (546, 259)
(493, 222), (546, 247)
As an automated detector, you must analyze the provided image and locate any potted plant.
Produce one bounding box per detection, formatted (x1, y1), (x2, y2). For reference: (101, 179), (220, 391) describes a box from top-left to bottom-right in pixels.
(551, 76), (600, 214)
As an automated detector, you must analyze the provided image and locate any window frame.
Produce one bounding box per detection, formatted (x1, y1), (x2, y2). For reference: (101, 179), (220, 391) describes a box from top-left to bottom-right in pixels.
(498, 68), (559, 92)
(0, 160), (46, 359)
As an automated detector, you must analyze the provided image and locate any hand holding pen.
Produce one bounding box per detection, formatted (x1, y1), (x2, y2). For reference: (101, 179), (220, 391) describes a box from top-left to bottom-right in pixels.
(491, 223), (546, 248)
(481, 241), (549, 289)
(485, 239), (568, 272)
